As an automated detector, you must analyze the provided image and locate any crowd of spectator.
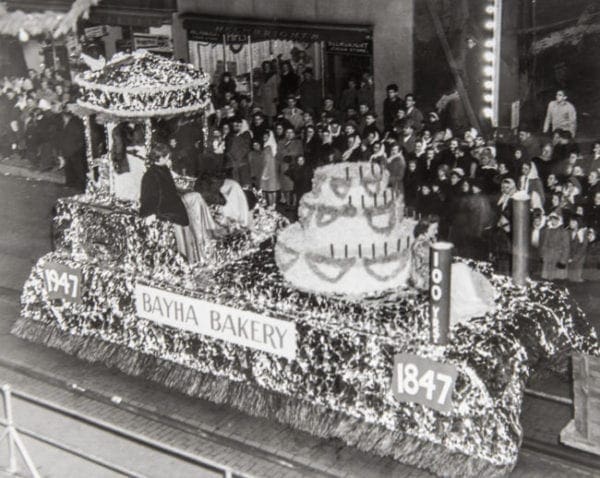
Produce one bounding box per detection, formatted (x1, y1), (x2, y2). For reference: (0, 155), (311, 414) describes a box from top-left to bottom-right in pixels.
(0, 66), (86, 189)
(1, 57), (598, 283)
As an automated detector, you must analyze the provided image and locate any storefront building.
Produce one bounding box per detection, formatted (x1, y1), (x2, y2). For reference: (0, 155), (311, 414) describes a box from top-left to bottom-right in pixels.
(172, 0), (414, 115)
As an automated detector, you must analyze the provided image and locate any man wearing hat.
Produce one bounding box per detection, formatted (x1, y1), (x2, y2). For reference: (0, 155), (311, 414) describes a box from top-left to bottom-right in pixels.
(282, 95), (304, 132)
(321, 95), (341, 124)
(383, 83), (404, 132)
(299, 68), (321, 117)
(362, 111), (380, 140)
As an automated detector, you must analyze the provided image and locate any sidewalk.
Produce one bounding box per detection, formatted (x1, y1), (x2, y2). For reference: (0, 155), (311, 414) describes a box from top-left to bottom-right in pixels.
(0, 155), (64, 185)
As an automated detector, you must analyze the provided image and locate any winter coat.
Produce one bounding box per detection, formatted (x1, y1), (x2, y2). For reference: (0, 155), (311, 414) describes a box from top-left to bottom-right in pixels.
(257, 74), (280, 118)
(228, 131), (252, 187)
(539, 226), (570, 280)
(277, 139), (303, 191)
(140, 164), (189, 226)
(568, 229), (588, 282)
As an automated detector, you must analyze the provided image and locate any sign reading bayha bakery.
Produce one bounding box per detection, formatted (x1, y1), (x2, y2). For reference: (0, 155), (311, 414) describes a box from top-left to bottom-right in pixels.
(135, 285), (297, 359)
(391, 353), (458, 413)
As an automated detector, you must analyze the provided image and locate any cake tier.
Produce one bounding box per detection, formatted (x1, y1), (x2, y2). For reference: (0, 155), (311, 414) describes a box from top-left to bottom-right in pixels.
(310, 162), (390, 207)
(275, 218), (416, 296)
(299, 190), (404, 230)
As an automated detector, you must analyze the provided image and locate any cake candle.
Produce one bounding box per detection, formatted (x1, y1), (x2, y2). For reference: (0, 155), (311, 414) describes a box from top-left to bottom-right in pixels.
(361, 195), (365, 208)
(345, 167), (350, 181)
(344, 244), (348, 258)
(330, 244), (334, 257)
(372, 243), (375, 258)
(359, 166), (363, 179)
(397, 238), (401, 251)
(371, 162), (375, 175)
(384, 242), (388, 256)
(374, 195), (377, 207)
(383, 191), (387, 204)
(348, 195), (352, 206)
(407, 236), (410, 249)
(358, 244), (362, 258)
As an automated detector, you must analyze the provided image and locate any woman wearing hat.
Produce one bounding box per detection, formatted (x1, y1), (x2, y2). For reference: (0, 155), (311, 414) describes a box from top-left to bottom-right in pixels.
(540, 212), (570, 281)
(567, 216), (588, 282)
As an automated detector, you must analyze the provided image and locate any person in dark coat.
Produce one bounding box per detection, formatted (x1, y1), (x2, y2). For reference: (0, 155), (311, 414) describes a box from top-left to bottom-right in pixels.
(403, 158), (421, 211)
(383, 84), (404, 132)
(278, 61), (299, 106)
(302, 124), (320, 170)
(462, 178), (495, 260)
(567, 216), (588, 282)
(540, 211), (570, 281)
(415, 183), (442, 218)
(59, 110), (87, 191)
(298, 68), (321, 118)
(285, 155), (313, 205)
(227, 118), (252, 187)
(171, 115), (204, 176)
(139, 143), (189, 226)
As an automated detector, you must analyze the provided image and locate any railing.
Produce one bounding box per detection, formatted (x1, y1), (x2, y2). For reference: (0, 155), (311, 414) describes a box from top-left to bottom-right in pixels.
(0, 384), (239, 478)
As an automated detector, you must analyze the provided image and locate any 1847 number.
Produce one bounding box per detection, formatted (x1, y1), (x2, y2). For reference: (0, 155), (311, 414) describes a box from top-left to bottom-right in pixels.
(392, 354), (458, 413)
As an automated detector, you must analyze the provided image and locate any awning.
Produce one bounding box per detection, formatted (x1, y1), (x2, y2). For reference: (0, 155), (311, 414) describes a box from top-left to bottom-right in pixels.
(181, 14), (372, 44)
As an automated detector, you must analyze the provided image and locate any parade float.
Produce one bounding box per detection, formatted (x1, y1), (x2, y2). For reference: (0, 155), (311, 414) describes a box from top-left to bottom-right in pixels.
(12, 51), (600, 478)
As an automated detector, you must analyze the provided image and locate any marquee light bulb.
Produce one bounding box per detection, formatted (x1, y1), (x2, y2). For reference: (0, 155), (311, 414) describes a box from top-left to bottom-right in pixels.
(483, 107), (493, 118)
(485, 5), (495, 15)
(483, 51), (495, 62)
(483, 94), (494, 103)
(484, 20), (495, 30)
(484, 80), (494, 90)
(484, 39), (495, 49)
(483, 66), (494, 77)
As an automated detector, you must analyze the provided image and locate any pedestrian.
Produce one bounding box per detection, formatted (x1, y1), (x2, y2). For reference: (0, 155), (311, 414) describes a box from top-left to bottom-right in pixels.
(227, 118), (252, 187)
(539, 211), (570, 281)
(543, 90), (577, 137)
(260, 130), (280, 206)
(383, 83), (404, 132)
(567, 216), (588, 283)
(59, 108), (87, 191)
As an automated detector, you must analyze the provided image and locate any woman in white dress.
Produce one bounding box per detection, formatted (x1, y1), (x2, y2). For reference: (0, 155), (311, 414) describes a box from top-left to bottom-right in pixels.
(219, 178), (252, 229)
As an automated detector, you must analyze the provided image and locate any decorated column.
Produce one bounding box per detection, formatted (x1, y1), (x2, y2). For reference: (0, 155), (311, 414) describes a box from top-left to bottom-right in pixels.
(429, 242), (453, 345)
(511, 191), (530, 286)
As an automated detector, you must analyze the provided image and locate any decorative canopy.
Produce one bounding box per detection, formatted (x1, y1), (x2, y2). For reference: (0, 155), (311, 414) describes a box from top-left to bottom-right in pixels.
(75, 50), (211, 118)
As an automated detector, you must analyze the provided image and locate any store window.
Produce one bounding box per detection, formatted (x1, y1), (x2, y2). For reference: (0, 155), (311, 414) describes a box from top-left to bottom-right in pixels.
(183, 16), (373, 118)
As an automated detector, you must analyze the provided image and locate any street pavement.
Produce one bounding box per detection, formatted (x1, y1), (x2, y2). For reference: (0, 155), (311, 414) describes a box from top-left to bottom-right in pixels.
(0, 172), (598, 477)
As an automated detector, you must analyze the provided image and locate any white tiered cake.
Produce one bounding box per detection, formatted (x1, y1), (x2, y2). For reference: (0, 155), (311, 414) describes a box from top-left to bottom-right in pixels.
(275, 162), (416, 296)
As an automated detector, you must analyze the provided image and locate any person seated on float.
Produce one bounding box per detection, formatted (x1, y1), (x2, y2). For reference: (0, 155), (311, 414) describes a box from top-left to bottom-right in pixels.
(140, 142), (220, 263)
(140, 142), (189, 227)
(220, 177), (252, 230)
(410, 215), (495, 325)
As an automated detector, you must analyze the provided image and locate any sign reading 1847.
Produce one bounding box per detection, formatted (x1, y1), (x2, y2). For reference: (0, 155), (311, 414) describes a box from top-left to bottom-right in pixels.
(43, 262), (83, 303)
(392, 353), (458, 413)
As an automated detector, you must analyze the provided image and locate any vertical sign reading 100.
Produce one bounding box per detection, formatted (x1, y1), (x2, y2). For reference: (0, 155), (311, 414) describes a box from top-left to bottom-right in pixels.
(392, 353), (458, 413)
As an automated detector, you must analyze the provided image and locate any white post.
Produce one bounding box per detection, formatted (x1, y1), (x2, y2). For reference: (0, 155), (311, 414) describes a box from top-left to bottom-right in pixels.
(1, 385), (41, 478)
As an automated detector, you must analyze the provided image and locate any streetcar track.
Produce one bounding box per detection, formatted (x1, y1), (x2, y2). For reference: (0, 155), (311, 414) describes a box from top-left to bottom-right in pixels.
(0, 356), (337, 478)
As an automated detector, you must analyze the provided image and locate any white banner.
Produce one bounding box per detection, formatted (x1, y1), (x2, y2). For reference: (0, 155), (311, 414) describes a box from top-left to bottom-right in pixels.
(135, 284), (297, 359)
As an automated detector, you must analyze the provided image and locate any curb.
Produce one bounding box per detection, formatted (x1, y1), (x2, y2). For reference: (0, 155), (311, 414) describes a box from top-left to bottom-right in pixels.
(0, 161), (64, 185)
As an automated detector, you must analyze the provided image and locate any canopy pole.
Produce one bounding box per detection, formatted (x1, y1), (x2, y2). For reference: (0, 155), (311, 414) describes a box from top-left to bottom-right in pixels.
(320, 41), (326, 99)
(248, 35), (253, 103)
(222, 34), (228, 72)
